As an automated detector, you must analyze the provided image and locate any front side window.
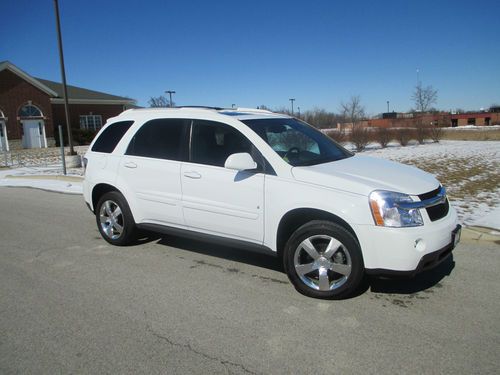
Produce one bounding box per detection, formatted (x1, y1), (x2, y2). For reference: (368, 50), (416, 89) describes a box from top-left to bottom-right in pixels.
(80, 115), (103, 131)
(126, 118), (189, 160)
(92, 120), (134, 153)
(243, 118), (352, 166)
(190, 120), (253, 167)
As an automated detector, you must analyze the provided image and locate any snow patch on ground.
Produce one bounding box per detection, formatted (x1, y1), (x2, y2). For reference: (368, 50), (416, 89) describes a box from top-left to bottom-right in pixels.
(0, 166), (83, 194)
(0, 178), (82, 194)
(360, 141), (500, 229)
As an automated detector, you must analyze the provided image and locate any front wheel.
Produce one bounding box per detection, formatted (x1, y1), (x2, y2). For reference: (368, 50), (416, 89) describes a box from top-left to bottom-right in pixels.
(96, 191), (137, 246)
(283, 221), (364, 299)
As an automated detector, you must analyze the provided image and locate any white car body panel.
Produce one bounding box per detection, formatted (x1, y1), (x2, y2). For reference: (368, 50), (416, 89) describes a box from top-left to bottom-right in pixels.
(180, 162), (264, 243)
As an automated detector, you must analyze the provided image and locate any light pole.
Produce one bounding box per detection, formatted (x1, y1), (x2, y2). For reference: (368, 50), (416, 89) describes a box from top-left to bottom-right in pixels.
(387, 101), (390, 112)
(289, 98), (295, 115)
(297, 106), (301, 118)
(165, 90), (176, 107)
(54, 0), (74, 155)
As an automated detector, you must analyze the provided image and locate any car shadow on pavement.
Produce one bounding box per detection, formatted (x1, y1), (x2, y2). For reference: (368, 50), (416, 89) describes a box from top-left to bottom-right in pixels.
(137, 231), (283, 273)
(367, 255), (455, 295)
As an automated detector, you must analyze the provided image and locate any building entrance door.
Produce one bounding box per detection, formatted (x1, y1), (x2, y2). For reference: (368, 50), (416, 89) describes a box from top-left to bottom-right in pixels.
(22, 120), (45, 148)
(0, 121), (8, 151)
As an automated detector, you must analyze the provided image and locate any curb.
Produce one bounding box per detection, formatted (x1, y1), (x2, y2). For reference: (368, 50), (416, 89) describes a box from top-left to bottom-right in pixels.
(4, 174), (83, 183)
(461, 226), (500, 243)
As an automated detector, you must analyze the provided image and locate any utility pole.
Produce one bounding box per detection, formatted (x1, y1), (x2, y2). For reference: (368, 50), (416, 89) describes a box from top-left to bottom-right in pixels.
(165, 90), (176, 107)
(289, 98), (295, 115)
(297, 106), (301, 118)
(54, 0), (74, 155)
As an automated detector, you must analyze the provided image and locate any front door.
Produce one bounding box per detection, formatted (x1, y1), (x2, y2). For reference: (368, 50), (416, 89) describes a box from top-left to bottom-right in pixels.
(181, 120), (265, 244)
(23, 120), (43, 148)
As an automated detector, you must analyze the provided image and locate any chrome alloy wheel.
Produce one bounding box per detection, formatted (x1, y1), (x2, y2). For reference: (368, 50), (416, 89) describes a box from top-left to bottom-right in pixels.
(99, 200), (124, 240)
(293, 235), (352, 291)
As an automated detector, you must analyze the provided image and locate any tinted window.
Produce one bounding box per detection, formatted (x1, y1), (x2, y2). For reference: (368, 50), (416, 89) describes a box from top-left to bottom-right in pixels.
(92, 121), (134, 153)
(243, 118), (352, 166)
(126, 118), (188, 160)
(190, 120), (253, 167)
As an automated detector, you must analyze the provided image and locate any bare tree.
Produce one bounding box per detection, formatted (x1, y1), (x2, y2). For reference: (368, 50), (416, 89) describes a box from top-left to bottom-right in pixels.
(414, 119), (430, 144)
(412, 83), (437, 112)
(148, 96), (173, 107)
(340, 96), (365, 128)
(395, 128), (412, 146)
(373, 127), (392, 148)
(340, 96), (368, 151)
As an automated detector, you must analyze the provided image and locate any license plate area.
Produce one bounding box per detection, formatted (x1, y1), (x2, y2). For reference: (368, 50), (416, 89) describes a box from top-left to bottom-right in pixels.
(452, 225), (462, 247)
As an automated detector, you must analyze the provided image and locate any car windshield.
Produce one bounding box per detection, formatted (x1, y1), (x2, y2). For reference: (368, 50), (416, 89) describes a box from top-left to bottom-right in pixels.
(243, 118), (353, 166)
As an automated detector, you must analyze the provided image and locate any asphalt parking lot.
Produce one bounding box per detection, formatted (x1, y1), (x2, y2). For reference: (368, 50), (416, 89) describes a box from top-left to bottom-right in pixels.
(1, 187), (499, 374)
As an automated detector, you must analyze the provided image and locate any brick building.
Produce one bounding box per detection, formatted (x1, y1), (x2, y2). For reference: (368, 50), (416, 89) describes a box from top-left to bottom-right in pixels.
(362, 111), (500, 129)
(0, 61), (135, 150)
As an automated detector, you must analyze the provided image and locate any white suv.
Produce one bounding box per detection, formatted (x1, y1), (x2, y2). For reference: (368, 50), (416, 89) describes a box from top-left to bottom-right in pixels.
(83, 107), (460, 299)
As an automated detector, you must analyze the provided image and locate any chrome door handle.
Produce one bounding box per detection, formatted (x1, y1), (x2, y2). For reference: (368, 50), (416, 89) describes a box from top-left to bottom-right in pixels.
(183, 171), (201, 179)
(124, 162), (137, 169)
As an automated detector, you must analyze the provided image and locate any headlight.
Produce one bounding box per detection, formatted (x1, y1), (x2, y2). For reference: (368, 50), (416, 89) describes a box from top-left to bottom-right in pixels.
(369, 190), (423, 227)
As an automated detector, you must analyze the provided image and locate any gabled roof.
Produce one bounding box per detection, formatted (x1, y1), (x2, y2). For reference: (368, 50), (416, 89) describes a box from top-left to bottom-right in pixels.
(36, 78), (133, 103)
(0, 61), (135, 105)
(0, 61), (59, 97)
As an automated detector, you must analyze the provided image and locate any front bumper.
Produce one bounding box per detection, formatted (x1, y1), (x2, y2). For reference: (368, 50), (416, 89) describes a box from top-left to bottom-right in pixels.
(356, 205), (459, 274)
(365, 224), (460, 277)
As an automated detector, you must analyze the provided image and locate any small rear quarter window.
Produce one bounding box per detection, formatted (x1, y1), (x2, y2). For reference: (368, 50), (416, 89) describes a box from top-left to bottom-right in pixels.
(91, 121), (134, 153)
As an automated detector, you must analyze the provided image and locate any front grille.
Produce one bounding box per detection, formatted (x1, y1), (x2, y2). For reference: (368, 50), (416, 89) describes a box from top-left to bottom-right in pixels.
(418, 187), (449, 222)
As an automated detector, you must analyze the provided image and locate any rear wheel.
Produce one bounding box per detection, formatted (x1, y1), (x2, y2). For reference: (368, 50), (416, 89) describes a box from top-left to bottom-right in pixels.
(283, 220), (364, 299)
(96, 191), (137, 246)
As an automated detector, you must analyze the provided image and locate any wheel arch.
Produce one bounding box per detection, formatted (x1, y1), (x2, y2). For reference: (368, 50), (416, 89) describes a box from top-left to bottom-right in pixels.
(91, 183), (123, 211)
(276, 208), (359, 259)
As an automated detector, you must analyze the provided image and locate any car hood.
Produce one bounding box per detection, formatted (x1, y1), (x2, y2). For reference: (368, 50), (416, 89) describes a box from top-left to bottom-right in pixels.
(291, 155), (439, 196)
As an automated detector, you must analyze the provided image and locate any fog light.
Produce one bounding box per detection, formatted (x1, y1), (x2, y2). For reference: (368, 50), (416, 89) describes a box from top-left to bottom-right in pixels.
(414, 239), (426, 252)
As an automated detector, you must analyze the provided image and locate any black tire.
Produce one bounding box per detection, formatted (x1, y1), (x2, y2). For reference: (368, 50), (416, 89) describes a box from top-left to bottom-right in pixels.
(283, 220), (364, 299)
(95, 191), (137, 246)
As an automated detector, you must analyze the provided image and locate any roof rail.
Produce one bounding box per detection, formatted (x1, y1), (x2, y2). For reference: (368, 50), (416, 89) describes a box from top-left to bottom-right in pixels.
(176, 105), (226, 110)
(234, 107), (273, 113)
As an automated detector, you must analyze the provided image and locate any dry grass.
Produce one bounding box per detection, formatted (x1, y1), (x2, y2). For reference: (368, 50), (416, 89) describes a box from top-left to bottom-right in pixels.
(441, 128), (500, 141)
(394, 152), (500, 223)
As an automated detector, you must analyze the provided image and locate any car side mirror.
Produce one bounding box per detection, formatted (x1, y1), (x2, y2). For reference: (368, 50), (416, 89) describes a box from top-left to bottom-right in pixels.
(224, 152), (257, 171)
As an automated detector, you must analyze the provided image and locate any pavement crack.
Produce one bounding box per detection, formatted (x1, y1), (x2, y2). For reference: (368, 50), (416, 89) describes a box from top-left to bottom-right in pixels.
(144, 313), (257, 375)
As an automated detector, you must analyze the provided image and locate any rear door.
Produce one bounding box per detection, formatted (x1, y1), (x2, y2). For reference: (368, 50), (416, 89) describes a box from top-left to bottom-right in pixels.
(180, 120), (265, 243)
(119, 118), (189, 226)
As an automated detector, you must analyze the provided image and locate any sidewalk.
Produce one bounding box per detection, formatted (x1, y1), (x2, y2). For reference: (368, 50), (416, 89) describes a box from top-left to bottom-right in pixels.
(0, 166), (83, 194)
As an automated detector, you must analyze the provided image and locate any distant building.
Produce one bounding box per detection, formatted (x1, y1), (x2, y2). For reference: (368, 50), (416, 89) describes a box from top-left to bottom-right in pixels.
(361, 110), (500, 129)
(0, 61), (135, 150)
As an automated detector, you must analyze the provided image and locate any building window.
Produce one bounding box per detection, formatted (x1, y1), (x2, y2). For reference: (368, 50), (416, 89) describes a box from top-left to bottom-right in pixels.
(467, 118), (476, 125)
(19, 104), (43, 118)
(80, 115), (103, 131)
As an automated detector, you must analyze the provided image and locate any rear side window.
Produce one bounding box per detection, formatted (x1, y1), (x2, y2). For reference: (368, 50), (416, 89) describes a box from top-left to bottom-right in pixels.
(126, 118), (189, 160)
(91, 121), (134, 153)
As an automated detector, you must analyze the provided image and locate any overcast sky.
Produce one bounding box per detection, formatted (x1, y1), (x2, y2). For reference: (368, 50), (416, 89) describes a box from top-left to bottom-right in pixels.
(1, 0), (499, 115)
